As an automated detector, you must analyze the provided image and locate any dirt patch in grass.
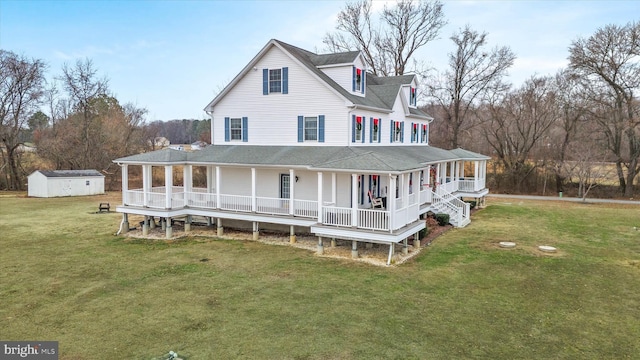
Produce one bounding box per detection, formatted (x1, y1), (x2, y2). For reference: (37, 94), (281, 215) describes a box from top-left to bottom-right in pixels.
(123, 222), (454, 267)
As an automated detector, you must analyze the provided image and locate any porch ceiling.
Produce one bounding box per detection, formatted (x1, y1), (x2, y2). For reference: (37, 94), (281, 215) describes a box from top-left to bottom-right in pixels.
(114, 145), (467, 173)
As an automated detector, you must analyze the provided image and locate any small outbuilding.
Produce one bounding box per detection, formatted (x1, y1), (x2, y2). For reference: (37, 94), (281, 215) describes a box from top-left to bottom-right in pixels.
(28, 170), (105, 198)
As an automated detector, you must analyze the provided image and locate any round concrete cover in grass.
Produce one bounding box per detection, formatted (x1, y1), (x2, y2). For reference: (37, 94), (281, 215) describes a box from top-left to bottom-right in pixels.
(499, 241), (516, 248)
(538, 245), (557, 253)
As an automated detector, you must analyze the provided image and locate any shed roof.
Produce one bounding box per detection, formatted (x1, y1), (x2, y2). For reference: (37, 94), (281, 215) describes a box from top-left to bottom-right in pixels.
(35, 170), (104, 178)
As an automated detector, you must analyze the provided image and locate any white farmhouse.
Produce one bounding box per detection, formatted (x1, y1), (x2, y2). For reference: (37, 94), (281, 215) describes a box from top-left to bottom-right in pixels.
(28, 170), (105, 198)
(114, 39), (489, 263)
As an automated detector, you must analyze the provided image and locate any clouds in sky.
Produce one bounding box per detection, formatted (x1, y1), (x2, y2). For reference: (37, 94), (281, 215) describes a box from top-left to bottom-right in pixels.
(1, 0), (638, 120)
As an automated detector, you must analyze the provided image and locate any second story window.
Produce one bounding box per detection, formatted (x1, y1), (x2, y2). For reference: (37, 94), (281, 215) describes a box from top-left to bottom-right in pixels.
(352, 115), (365, 143)
(305, 116), (318, 141)
(371, 118), (381, 143)
(390, 120), (403, 143)
(411, 123), (419, 143)
(224, 117), (248, 142)
(298, 115), (325, 143)
(263, 67), (288, 95)
(230, 118), (242, 140)
(421, 124), (429, 143)
(410, 87), (417, 106)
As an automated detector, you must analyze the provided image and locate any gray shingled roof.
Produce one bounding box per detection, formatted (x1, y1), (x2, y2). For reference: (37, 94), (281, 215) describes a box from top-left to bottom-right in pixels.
(115, 145), (467, 173)
(113, 148), (188, 164)
(37, 170), (104, 178)
(449, 148), (491, 160)
(274, 40), (430, 118)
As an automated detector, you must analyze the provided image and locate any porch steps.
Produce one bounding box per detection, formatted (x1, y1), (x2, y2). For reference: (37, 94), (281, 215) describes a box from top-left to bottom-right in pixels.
(430, 190), (470, 228)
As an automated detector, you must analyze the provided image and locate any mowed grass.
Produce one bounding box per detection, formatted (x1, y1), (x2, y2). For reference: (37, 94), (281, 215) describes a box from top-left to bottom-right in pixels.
(1, 193), (639, 359)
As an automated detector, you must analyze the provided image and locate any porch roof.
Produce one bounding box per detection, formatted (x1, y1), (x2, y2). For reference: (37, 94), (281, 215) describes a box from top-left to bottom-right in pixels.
(114, 145), (473, 173)
(449, 148), (491, 160)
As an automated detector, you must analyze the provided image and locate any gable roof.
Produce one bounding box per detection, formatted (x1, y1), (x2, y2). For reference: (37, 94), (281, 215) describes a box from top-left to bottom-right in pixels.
(115, 145), (464, 173)
(204, 39), (431, 119)
(33, 170), (104, 178)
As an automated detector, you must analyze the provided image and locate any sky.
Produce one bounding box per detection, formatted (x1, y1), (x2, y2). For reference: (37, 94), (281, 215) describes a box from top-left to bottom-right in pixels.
(1, 0), (638, 121)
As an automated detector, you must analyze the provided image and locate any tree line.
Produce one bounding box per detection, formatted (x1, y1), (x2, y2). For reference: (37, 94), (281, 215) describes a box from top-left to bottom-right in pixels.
(0, 54), (210, 190)
(2, 0), (638, 197)
(326, 1), (639, 197)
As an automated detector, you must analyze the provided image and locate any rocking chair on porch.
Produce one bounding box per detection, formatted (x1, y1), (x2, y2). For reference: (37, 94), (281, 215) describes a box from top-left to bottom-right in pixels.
(368, 190), (384, 209)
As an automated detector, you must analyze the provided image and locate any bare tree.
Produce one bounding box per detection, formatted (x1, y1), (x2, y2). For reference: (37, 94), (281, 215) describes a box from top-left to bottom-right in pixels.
(483, 76), (560, 192)
(323, 0), (446, 76)
(0, 50), (46, 190)
(426, 25), (515, 148)
(568, 21), (640, 197)
(545, 69), (588, 194)
(59, 59), (109, 169)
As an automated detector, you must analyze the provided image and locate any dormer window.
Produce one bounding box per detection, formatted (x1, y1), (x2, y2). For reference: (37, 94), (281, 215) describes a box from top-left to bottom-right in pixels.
(410, 87), (417, 106)
(352, 67), (365, 94)
(262, 67), (288, 95)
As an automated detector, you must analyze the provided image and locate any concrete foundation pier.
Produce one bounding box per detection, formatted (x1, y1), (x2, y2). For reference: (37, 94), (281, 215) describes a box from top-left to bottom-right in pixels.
(142, 215), (149, 236)
(149, 216), (156, 229)
(252, 222), (259, 240)
(402, 238), (409, 255)
(351, 240), (358, 258)
(216, 218), (223, 236)
(185, 215), (192, 232)
(317, 236), (324, 254)
(331, 238), (336, 248)
(120, 213), (129, 234)
(289, 225), (296, 244)
(161, 218), (166, 231)
(166, 217), (173, 239)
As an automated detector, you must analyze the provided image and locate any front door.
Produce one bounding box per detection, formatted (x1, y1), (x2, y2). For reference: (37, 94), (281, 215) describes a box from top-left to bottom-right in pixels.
(280, 174), (290, 199)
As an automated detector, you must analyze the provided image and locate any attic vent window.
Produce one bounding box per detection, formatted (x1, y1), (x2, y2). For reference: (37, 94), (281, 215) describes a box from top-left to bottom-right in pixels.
(410, 87), (417, 106)
(269, 69), (282, 93)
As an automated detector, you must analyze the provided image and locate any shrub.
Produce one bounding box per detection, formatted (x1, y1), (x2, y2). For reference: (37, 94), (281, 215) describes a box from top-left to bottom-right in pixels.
(418, 227), (429, 239)
(465, 200), (477, 209)
(435, 213), (450, 226)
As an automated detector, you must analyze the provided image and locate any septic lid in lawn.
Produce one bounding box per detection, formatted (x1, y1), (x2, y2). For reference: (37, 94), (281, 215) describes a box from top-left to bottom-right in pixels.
(499, 241), (516, 248)
(538, 245), (557, 253)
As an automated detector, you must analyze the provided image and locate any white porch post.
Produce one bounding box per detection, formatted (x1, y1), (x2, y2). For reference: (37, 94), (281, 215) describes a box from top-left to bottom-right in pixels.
(206, 166), (214, 192)
(474, 160), (480, 191)
(184, 165), (192, 206)
(351, 174), (358, 227)
(403, 173), (410, 210)
(251, 167), (257, 212)
(399, 173), (405, 208)
(331, 172), (337, 205)
(436, 163), (441, 187)
(215, 166), (221, 209)
(389, 175), (397, 232)
(121, 164), (128, 205)
(317, 172), (323, 223)
(289, 169), (295, 216)
(164, 165), (173, 209)
(143, 165), (151, 207)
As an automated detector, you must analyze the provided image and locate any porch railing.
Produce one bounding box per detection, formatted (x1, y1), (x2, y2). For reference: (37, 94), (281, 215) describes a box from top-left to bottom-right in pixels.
(358, 209), (390, 231)
(322, 206), (352, 227)
(219, 194), (252, 212)
(186, 191), (216, 209)
(124, 190), (144, 207)
(294, 199), (318, 218)
(256, 196), (289, 215)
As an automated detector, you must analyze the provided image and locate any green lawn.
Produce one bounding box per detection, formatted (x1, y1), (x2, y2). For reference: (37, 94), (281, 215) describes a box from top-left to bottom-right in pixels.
(1, 193), (639, 359)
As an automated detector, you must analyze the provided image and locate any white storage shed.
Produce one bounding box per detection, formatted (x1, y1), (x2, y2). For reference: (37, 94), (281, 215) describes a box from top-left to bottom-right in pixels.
(28, 170), (105, 198)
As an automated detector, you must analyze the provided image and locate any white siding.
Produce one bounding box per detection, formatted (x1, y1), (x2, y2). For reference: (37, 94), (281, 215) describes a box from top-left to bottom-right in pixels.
(27, 172), (47, 197)
(211, 46), (351, 146)
(320, 66), (353, 95)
